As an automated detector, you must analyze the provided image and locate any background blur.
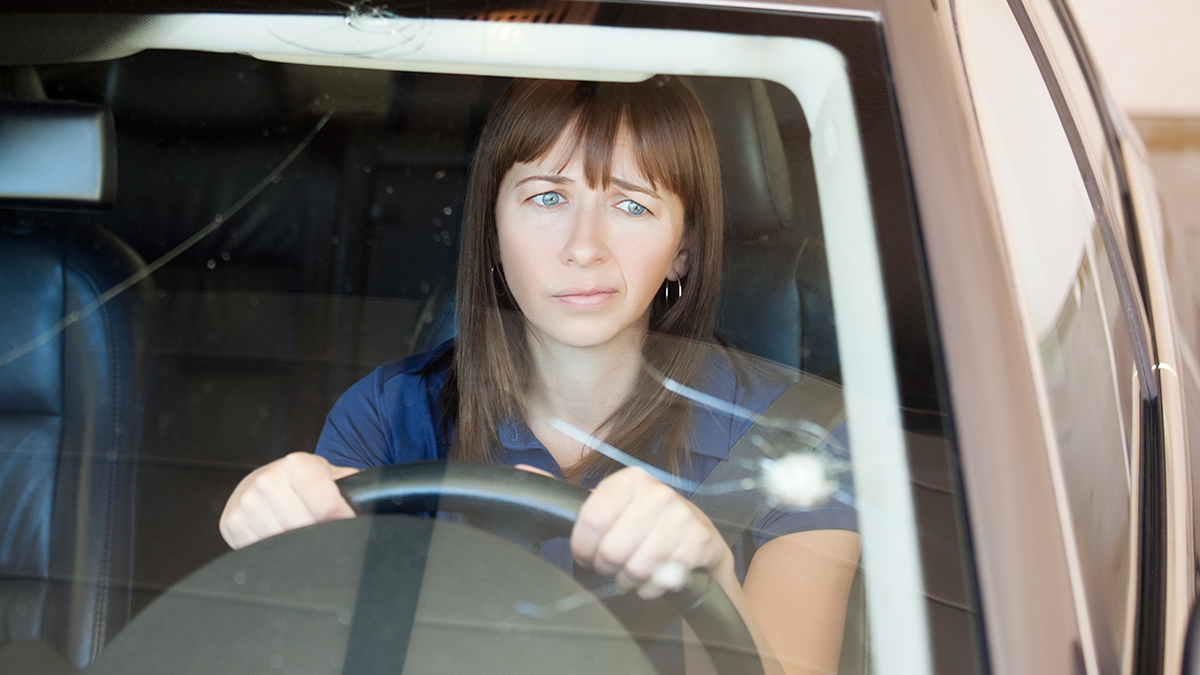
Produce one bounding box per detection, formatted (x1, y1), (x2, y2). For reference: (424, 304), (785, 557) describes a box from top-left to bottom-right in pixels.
(1071, 0), (1200, 344)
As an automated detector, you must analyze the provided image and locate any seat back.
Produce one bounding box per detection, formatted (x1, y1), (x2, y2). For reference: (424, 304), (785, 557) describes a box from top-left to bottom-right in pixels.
(0, 95), (152, 668)
(691, 77), (837, 376)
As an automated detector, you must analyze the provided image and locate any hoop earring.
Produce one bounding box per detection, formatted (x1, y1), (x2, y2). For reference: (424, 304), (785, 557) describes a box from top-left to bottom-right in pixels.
(492, 265), (507, 296)
(663, 278), (684, 305)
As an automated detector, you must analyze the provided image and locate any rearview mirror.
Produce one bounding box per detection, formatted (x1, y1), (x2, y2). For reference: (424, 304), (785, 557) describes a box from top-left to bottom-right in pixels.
(0, 99), (115, 211)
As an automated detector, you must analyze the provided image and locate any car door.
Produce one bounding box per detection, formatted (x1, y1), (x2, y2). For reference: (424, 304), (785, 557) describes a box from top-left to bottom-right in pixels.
(1014, 0), (1198, 670)
(957, 0), (1175, 673)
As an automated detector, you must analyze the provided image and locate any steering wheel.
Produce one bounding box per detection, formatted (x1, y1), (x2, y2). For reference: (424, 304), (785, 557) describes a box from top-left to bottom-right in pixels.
(337, 462), (766, 675)
(86, 462), (764, 675)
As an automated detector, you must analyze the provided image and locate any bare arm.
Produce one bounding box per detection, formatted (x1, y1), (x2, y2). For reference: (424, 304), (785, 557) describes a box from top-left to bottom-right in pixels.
(741, 530), (862, 675)
(681, 530), (860, 675)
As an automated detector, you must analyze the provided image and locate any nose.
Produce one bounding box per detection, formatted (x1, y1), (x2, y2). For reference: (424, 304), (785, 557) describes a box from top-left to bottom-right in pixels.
(561, 198), (609, 266)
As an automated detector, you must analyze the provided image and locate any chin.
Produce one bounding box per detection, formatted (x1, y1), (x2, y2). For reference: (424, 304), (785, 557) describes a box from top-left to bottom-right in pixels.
(530, 321), (636, 351)
(544, 331), (619, 350)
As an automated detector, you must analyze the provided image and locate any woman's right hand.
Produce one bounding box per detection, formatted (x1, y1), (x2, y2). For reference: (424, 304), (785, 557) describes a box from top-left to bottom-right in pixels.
(219, 452), (360, 550)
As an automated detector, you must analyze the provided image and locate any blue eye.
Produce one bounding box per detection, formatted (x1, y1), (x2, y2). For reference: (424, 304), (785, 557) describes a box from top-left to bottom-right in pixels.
(532, 192), (562, 207)
(617, 199), (647, 216)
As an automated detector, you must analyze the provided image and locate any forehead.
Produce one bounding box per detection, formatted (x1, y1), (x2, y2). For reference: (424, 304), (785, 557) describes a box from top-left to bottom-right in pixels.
(511, 124), (652, 186)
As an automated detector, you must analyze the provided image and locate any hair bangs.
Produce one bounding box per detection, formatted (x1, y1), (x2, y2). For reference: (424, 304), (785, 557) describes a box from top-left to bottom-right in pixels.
(494, 79), (701, 208)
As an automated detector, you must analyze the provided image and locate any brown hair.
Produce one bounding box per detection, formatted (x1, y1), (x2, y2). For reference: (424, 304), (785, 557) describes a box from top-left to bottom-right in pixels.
(447, 75), (724, 480)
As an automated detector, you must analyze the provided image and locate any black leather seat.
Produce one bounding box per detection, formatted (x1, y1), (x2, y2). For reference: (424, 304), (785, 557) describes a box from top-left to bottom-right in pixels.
(82, 50), (352, 617)
(691, 77), (838, 376)
(0, 95), (153, 668)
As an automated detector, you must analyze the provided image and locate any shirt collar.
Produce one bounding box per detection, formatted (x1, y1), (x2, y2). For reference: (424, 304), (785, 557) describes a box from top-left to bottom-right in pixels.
(497, 417), (546, 451)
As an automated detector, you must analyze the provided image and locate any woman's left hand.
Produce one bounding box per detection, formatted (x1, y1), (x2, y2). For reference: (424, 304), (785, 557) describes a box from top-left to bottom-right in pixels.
(570, 466), (734, 599)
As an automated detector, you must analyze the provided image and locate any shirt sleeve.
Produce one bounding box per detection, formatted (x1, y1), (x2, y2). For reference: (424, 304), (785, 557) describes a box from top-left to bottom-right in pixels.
(717, 355), (858, 552)
(313, 352), (448, 469)
(749, 421), (858, 548)
(688, 351), (858, 578)
(314, 366), (393, 469)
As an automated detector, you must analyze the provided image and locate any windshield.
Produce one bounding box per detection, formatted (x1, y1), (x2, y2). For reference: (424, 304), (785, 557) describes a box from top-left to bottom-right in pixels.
(0, 3), (980, 674)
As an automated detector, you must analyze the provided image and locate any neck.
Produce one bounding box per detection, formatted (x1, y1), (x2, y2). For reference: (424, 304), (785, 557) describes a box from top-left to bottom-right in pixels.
(522, 328), (645, 471)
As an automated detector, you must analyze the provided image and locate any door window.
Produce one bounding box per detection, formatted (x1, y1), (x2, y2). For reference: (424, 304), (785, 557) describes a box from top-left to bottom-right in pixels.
(960, 0), (1146, 672)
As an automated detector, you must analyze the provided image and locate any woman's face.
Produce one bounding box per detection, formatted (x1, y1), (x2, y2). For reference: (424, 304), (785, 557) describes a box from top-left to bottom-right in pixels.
(495, 128), (690, 351)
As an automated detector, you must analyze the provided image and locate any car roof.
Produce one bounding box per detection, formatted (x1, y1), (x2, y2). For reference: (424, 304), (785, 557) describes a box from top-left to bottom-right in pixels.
(4, 0), (879, 17)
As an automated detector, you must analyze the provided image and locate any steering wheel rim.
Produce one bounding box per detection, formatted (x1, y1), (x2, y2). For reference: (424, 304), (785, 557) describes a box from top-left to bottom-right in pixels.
(337, 461), (767, 675)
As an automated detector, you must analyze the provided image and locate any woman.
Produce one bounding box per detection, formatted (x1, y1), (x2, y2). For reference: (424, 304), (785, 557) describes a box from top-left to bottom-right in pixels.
(220, 76), (860, 675)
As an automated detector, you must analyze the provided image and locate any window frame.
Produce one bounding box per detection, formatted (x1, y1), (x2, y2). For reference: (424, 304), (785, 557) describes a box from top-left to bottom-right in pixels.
(997, 1), (1166, 672)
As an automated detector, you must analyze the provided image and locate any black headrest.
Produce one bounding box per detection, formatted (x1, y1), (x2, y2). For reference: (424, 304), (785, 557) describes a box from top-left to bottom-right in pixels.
(106, 51), (290, 135)
(691, 78), (811, 240)
(0, 99), (116, 210)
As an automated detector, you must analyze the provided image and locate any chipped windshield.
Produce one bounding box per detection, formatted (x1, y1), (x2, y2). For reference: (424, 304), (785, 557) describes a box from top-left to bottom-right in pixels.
(0, 4), (979, 675)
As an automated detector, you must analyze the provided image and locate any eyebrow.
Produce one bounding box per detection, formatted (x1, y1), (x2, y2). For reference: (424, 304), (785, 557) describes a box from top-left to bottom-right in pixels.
(513, 174), (661, 200)
(514, 175), (573, 188)
(610, 177), (661, 200)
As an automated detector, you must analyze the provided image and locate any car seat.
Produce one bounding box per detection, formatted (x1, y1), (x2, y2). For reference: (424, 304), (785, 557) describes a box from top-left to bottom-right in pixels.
(88, 51), (363, 615)
(0, 86), (154, 668)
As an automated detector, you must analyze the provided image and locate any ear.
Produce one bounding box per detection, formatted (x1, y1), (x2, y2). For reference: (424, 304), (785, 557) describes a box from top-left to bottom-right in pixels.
(666, 229), (693, 282)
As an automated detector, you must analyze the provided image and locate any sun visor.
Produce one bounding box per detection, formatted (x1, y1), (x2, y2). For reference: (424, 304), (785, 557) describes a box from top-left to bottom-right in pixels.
(0, 100), (116, 211)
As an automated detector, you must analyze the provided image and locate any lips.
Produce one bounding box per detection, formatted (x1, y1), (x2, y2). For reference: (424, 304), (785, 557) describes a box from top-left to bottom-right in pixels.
(552, 287), (617, 309)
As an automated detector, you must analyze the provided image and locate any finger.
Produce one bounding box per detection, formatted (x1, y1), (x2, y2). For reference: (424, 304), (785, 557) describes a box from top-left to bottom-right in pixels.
(221, 471), (265, 549)
(571, 472), (642, 568)
(284, 454), (357, 522)
(259, 477), (322, 532)
(220, 516), (260, 550)
(222, 504), (288, 551)
(219, 455), (359, 550)
(231, 488), (289, 545)
(219, 504), (253, 549)
(635, 534), (710, 600)
(638, 561), (689, 600)
(514, 463), (555, 478)
(615, 498), (694, 589)
(625, 498), (727, 599)
(594, 483), (677, 580)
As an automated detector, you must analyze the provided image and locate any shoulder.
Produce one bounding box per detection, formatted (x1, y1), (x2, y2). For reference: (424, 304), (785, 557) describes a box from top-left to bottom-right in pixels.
(337, 340), (453, 416)
(372, 339), (454, 396)
(686, 351), (858, 554)
(315, 340), (454, 468)
(686, 346), (795, 462)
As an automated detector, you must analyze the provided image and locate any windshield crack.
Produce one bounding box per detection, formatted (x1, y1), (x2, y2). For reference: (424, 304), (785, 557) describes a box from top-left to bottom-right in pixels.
(0, 110), (334, 370)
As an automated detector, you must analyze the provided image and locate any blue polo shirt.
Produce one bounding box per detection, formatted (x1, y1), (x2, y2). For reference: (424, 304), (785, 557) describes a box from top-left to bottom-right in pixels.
(315, 340), (857, 579)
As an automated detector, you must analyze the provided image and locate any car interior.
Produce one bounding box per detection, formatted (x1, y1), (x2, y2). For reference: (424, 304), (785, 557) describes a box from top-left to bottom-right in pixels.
(0, 50), (851, 669)
(0, 5), (1024, 668)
